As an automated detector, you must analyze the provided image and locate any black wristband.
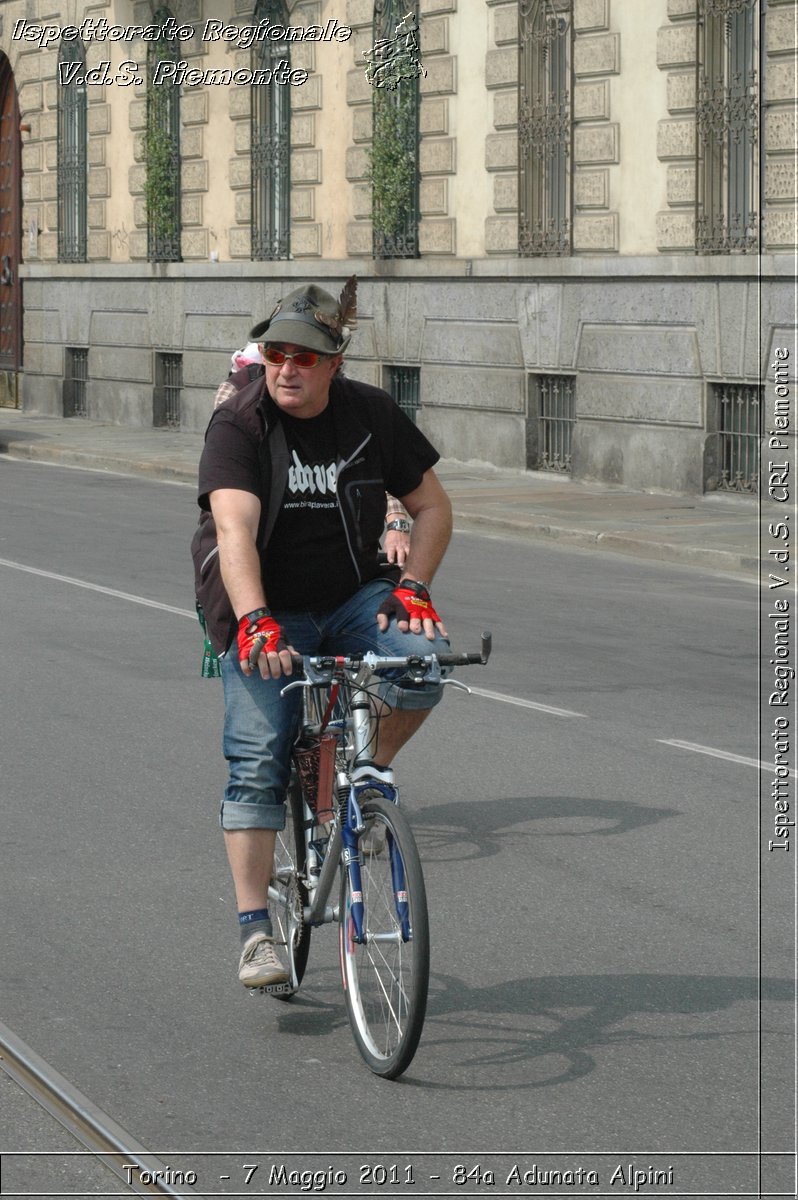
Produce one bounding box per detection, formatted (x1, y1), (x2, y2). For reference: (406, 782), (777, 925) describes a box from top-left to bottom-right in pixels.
(398, 579), (430, 598)
(241, 606), (271, 626)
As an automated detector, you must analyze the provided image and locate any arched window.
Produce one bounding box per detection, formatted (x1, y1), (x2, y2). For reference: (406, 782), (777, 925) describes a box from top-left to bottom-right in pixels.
(518, 0), (573, 257)
(369, 0), (421, 258)
(146, 10), (181, 262)
(696, 0), (758, 252)
(57, 39), (87, 262)
(251, 0), (290, 260)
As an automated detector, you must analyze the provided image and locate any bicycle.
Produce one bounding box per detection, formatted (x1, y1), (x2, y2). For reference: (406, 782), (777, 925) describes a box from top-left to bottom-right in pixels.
(258, 633), (492, 1080)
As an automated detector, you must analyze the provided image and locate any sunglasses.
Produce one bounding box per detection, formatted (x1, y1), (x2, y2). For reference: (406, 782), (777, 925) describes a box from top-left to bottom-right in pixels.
(262, 346), (332, 369)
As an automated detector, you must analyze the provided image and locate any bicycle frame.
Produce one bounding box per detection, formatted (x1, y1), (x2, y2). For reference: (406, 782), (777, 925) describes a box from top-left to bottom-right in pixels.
(283, 637), (488, 925)
(282, 661), (407, 944)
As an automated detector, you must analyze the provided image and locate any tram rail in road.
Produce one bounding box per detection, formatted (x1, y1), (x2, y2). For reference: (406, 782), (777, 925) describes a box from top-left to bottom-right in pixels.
(0, 1020), (204, 1198)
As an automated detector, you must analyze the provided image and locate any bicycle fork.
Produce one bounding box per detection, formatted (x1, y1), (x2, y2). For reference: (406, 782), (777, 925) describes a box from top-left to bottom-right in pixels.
(341, 777), (411, 945)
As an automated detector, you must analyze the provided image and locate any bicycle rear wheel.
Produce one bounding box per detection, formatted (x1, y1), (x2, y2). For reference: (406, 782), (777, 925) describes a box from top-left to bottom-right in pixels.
(269, 774), (311, 997)
(338, 796), (429, 1079)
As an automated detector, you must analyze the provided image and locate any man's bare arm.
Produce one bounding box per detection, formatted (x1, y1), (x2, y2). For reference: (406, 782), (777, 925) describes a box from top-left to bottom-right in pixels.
(210, 488), (294, 678)
(376, 469), (453, 638)
(210, 488), (264, 618)
(397, 468), (453, 587)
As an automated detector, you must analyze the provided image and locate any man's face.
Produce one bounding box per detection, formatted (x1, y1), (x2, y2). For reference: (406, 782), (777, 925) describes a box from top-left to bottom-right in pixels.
(262, 343), (342, 419)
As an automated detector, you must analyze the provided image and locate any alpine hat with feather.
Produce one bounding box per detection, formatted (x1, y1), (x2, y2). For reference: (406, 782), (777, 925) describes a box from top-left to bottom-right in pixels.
(250, 276), (357, 356)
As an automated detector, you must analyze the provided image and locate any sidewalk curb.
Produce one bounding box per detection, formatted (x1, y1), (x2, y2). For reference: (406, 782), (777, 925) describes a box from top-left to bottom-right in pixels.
(0, 439), (197, 484)
(451, 511), (757, 577)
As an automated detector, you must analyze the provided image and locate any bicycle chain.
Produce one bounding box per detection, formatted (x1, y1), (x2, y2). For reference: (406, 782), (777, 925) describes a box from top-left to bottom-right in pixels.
(285, 870), (305, 948)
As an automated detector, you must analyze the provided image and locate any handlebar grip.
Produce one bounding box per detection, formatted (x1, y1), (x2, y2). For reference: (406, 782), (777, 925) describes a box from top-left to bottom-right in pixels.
(438, 631), (492, 667)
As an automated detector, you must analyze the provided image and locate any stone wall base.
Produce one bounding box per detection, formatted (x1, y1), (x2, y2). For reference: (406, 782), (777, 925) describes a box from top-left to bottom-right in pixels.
(19, 263), (792, 494)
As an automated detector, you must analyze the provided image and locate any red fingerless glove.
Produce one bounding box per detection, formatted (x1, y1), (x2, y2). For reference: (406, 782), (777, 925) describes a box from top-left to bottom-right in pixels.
(237, 608), (287, 667)
(377, 580), (442, 625)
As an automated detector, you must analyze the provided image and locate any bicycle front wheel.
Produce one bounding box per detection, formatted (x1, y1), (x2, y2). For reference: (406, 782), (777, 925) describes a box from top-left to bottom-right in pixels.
(338, 796), (429, 1079)
(270, 775), (311, 997)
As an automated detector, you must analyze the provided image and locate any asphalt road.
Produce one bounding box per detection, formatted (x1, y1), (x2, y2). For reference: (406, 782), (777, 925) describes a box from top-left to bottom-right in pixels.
(0, 458), (791, 1199)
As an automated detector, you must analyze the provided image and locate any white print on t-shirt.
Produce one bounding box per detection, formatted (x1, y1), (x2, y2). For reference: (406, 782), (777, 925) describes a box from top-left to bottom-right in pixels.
(288, 449), (337, 496)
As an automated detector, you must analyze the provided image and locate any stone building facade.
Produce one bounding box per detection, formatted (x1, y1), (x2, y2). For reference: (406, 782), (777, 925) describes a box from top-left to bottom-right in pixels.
(0, 0), (794, 494)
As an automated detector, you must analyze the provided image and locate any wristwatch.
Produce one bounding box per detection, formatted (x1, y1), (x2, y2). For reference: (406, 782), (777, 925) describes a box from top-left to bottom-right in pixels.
(385, 518), (411, 534)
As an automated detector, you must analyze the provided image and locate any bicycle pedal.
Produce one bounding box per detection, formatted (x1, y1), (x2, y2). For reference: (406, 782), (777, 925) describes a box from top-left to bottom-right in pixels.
(248, 981), (294, 997)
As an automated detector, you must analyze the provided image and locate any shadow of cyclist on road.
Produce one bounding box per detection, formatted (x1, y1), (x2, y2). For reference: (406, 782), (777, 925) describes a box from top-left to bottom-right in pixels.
(407, 971), (791, 1091)
(406, 794), (678, 863)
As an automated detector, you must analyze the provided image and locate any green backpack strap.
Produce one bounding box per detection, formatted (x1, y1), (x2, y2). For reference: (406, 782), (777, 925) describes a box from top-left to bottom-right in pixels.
(196, 601), (222, 678)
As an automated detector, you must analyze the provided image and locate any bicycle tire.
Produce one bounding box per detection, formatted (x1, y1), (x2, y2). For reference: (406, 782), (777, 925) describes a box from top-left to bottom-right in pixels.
(338, 796), (430, 1079)
(269, 773), (311, 997)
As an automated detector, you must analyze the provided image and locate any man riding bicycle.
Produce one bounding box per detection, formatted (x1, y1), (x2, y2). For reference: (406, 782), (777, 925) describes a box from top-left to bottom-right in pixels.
(193, 277), (452, 989)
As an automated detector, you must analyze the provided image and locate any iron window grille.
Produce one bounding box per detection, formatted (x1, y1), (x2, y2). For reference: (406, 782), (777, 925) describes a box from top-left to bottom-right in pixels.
(154, 352), (183, 429)
(63, 348), (88, 418)
(370, 0), (421, 259)
(696, 0), (758, 253)
(707, 381), (762, 493)
(527, 373), (576, 471)
(251, 0), (291, 260)
(386, 366), (421, 422)
(57, 39), (87, 263)
(146, 10), (182, 262)
(519, 0), (573, 257)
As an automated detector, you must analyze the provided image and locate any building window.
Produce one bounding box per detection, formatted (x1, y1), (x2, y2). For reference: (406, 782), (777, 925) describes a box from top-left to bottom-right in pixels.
(369, 1), (421, 259)
(519, 0), (573, 257)
(251, 0), (290, 260)
(63, 348), (88, 417)
(146, 10), (181, 262)
(527, 373), (576, 471)
(696, 0), (758, 253)
(57, 39), (87, 263)
(154, 353), (183, 429)
(706, 381), (762, 492)
(385, 365), (421, 422)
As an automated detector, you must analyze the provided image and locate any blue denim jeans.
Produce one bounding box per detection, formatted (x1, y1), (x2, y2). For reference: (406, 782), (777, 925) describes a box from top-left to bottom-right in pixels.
(219, 577), (449, 831)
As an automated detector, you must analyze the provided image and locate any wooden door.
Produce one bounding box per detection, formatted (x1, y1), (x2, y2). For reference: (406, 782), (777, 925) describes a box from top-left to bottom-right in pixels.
(0, 52), (22, 404)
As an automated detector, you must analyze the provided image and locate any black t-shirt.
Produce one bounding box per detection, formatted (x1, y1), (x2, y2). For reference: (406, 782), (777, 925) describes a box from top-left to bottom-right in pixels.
(264, 407), (360, 609)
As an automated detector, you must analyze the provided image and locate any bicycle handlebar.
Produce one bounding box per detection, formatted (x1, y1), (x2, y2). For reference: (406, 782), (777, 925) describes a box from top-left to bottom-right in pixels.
(288, 630), (492, 680)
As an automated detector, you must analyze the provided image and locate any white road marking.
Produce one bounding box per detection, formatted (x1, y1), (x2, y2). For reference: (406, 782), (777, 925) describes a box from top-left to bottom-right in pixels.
(659, 738), (797, 778)
(0, 560), (764, 768)
(469, 686), (587, 719)
(0, 557), (196, 619)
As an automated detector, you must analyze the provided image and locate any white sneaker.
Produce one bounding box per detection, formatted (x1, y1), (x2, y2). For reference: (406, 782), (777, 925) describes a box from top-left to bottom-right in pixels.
(238, 932), (289, 987)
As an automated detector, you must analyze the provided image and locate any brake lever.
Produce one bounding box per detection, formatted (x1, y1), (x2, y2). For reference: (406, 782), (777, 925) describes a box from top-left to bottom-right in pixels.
(280, 678), (311, 696)
(280, 657), (336, 697)
(441, 678), (471, 694)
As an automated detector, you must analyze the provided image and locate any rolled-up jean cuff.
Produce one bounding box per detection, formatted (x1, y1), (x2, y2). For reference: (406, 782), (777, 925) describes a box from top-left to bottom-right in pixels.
(376, 677), (445, 711)
(220, 797), (286, 831)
